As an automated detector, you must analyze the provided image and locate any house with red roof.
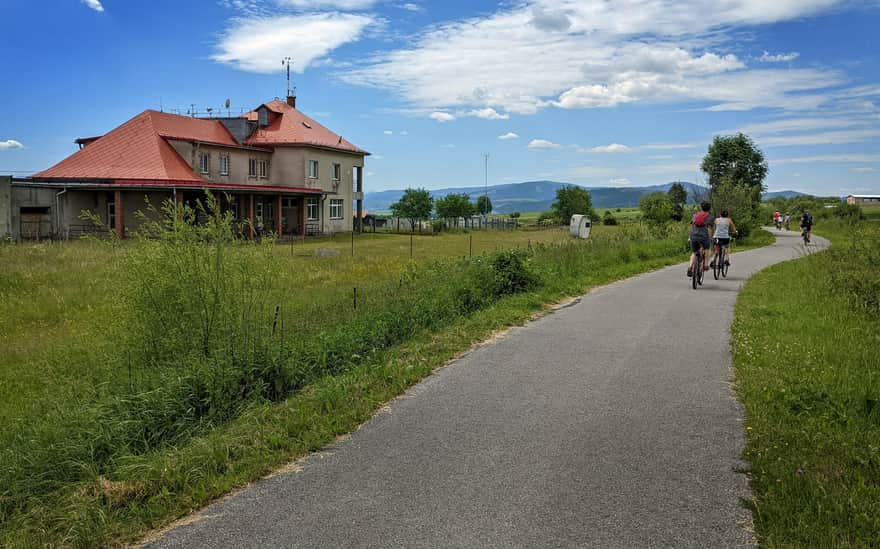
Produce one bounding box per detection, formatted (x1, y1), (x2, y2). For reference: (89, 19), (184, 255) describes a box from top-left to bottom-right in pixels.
(1, 96), (368, 240)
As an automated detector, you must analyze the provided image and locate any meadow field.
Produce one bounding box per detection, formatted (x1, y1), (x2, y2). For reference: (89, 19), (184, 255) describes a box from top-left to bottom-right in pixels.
(0, 207), (769, 546)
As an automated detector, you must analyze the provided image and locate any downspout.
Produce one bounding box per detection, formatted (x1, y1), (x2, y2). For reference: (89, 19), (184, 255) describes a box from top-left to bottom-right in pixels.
(55, 188), (67, 240)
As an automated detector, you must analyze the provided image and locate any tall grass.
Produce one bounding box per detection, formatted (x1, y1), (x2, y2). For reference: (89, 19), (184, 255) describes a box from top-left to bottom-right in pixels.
(0, 196), (768, 546)
(733, 219), (880, 546)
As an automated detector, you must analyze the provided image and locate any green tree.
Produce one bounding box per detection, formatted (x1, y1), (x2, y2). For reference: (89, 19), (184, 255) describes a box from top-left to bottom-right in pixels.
(390, 188), (434, 231)
(509, 211), (521, 219)
(476, 195), (493, 215)
(667, 182), (688, 221)
(551, 185), (595, 223)
(435, 193), (476, 226)
(701, 133), (768, 196)
(639, 192), (674, 224)
(602, 210), (618, 225)
(711, 176), (759, 238)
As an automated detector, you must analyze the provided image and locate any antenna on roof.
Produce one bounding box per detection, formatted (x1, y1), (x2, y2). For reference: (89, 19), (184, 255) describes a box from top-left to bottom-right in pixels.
(225, 98), (231, 118)
(282, 56), (297, 108)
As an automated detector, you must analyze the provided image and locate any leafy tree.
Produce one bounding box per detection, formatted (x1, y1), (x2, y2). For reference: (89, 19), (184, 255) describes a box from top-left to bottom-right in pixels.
(701, 133), (768, 196)
(551, 185), (595, 223)
(390, 188), (434, 231)
(711, 176), (759, 238)
(667, 182), (688, 221)
(602, 210), (618, 225)
(509, 211), (521, 219)
(435, 193), (476, 226)
(476, 195), (493, 215)
(639, 192), (674, 224)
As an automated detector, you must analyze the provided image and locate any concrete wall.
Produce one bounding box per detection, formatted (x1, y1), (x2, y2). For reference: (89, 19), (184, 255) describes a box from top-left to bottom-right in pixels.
(0, 176), (11, 238)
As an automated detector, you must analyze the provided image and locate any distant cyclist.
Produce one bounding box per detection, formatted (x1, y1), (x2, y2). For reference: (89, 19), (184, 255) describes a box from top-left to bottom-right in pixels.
(688, 201), (713, 277)
(784, 212), (791, 230)
(801, 209), (813, 242)
(774, 210), (782, 230)
(711, 209), (737, 268)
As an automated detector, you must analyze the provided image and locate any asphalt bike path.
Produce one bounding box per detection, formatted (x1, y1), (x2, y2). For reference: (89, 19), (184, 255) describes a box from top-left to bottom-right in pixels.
(149, 229), (827, 548)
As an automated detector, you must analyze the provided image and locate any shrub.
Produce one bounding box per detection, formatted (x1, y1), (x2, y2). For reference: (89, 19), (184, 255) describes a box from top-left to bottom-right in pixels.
(832, 203), (864, 221)
(489, 249), (536, 296)
(602, 211), (618, 225)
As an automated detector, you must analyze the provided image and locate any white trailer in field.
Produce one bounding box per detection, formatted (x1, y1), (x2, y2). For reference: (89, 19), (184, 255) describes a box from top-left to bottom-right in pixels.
(569, 214), (592, 239)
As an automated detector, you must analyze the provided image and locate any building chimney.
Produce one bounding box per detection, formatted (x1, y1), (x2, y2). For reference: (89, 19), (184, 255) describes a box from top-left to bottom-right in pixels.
(287, 95), (296, 108)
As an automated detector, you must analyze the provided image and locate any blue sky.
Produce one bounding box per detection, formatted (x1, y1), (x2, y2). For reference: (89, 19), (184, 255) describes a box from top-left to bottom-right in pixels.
(1, 0), (879, 195)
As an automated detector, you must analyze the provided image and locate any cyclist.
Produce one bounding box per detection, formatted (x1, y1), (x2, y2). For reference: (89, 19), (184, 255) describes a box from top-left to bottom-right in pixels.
(801, 209), (813, 242)
(711, 209), (737, 268)
(688, 201), (713, 277)
(784, 212), (791, 230)
(774, 210), (782, 229)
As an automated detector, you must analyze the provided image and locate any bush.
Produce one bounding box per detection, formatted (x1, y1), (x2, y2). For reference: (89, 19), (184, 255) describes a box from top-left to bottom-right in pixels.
(826, 226), (880, 319)
(832, 203), (864, 221)
(489, 249), (536, 297)
(602, 211), (618, 225)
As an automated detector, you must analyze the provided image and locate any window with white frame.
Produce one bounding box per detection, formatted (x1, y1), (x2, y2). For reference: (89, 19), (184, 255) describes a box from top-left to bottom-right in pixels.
(332, 163), (341, 180)
(199, 152), (210, 174)
(308, 159), (318, 178)
(259, 159), (269, 178)
(248, 158), (257, 177)
(330, 198), (343, 219)
(219, 154), (229, 176)
(307, 197), (319, 220)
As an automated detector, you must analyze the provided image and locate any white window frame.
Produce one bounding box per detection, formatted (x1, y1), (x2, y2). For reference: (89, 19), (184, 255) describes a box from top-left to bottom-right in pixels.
(199, 152), (210, 175)
(219, 154), (229, 176)
(329, 198), (343, 220)
(248, 158), (257, 178)
(308, 160), (318, 179)
(332, 163), (341, 181)
(307, 197), (319, 220)
(259, 159), (269, 178)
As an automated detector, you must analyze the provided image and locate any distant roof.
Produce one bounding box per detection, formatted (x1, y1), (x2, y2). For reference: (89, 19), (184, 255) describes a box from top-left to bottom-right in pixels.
(34, 110), (219, 181)
(849, 194), (880, 198)
(244, 100), (369, 155)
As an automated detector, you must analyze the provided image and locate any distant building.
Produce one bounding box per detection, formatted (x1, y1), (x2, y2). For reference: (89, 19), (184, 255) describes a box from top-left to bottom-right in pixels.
(0, 96), (368, 240)
(846, 194), (880, 206)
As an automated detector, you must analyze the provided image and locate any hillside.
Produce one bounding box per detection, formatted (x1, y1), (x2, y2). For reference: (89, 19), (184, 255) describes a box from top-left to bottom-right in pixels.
(365, 180), (708, 213)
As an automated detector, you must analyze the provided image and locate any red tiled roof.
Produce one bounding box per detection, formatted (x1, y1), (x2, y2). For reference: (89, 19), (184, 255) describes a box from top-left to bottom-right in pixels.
(34, 110), (221, 181)
(244, 100), (369, 155)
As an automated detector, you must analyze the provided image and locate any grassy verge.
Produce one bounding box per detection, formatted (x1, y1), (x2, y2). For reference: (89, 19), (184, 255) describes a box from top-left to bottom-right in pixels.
(732, 221), (880, 546)
(1, 223), (772, 546)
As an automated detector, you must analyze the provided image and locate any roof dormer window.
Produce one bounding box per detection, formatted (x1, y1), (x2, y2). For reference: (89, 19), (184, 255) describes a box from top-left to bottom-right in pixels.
(258, 107), (269, 127)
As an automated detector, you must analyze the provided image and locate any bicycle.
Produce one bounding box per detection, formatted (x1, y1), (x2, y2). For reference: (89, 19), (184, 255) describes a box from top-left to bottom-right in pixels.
(712, 237), (732, 280)
(802, 227), (811, 245)
(692, 243), (705, 289)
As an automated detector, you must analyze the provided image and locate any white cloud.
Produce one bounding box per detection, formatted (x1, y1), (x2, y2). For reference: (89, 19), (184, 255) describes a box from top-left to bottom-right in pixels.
(82, 0), (104, 12)
(277, 0), (378, 8)
(400, 130), (409, 135)
(758, 129), (880, 147)
(0, 140), (24, 150)
(398, 3), (423, 12)
(342, 0), (844, 114)
(383, 130), (393, 135)
(429, 111), (455, 122)
(498, 132), (519, 140)
(528, 139), (562, 150)
(851, 167), (877, 173)
(214, 13), (375, 73)
(468, 108), (509, 120)
(610, 178), (632, 186)
(590, 143), (631, 153)
(759, 51), (799, 62)
(773, 154), (880, 165)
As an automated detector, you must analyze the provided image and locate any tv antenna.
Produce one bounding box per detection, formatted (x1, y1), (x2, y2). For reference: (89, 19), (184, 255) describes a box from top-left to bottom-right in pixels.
(225, 98), (231, 117)
(282, 57), (294, 98)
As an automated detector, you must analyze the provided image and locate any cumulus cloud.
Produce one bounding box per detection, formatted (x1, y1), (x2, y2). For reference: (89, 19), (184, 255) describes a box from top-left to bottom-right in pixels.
(590, 143), (631, 153)
(429, 111), (455, 122)
(0, 140), (24, 150)
(82, 0), (104, 12)
(498, 132), (519, 140)
(214, 13), (374, 73)
(609, 178), (632, 186)
(759, 51), (800, 62)
(383, 130), (393, 135)
(468, 108), (509, 120)
(342, 0), (844, 114)
(528, 139), (562, 150)
(398, 3), (423, 12)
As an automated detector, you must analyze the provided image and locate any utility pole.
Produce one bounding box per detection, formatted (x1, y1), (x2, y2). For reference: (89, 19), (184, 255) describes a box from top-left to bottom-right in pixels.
(483, 153), (489, 197)
(282, 57), (292, 97)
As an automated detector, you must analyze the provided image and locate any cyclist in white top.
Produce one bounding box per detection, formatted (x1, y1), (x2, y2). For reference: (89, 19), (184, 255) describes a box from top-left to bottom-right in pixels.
(711, 209), (737, 268)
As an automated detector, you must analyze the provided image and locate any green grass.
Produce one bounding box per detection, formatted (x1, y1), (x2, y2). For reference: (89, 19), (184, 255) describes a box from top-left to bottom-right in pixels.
(732, 220), (880, 547)
(0, 219), (772, 547)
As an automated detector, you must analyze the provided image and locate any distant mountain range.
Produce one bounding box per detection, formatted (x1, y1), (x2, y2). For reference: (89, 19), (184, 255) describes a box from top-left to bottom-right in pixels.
(364, 181), (809, 214)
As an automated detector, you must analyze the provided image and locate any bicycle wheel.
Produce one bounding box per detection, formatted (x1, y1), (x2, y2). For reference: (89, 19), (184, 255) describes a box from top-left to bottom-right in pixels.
(713, 246), (721, 280)
(721, 248), (729, 278)
(692, 250), (700, 290)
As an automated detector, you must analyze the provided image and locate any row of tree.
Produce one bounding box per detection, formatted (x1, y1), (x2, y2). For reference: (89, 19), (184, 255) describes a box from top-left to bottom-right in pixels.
(389, 190), (494, 229)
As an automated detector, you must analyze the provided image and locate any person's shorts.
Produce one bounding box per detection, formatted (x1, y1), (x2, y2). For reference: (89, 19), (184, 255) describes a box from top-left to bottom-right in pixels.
(691, 237), (711, 253)
(714, 237), (731, 247)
